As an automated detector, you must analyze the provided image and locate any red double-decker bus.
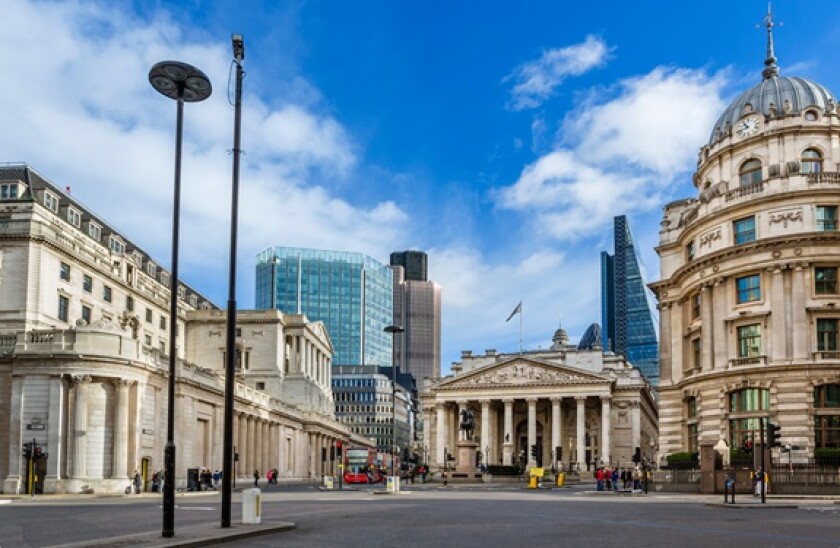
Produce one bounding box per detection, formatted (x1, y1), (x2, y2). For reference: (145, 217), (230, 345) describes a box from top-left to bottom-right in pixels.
(343, 447), (383, 484)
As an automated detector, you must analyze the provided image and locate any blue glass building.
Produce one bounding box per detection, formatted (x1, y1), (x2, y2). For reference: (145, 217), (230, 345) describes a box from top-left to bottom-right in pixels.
(255, 247), (393, 367)
(601, 216), (660, 386)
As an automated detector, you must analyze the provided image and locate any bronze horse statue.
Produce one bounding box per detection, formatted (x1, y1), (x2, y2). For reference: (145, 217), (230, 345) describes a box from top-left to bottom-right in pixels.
(459, 408), (475, 440)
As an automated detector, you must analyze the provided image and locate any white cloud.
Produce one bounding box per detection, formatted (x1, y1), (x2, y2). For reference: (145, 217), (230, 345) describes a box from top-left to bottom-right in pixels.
(505, 35), (612, 111)
(0, 0), (403, 304)
(496, 66), (728, 241)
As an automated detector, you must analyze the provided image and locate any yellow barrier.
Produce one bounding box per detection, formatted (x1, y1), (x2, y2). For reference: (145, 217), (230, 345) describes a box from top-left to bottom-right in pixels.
(556, 472), (565, 487)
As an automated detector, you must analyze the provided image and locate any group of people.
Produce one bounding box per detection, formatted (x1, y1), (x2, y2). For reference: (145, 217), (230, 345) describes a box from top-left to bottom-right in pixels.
(594, 466), (644, 492)
(253, 468), (280, 486)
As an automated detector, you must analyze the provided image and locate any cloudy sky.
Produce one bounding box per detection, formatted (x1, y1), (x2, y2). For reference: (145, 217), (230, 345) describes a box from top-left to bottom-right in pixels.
(5, 0), (840, 373)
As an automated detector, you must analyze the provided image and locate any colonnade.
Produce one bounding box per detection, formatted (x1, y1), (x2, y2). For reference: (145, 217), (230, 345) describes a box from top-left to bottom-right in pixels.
(286, 334), (331, 389)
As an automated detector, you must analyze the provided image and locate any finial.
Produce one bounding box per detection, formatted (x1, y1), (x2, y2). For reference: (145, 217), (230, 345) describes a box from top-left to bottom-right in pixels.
(761, 2), (779, 80)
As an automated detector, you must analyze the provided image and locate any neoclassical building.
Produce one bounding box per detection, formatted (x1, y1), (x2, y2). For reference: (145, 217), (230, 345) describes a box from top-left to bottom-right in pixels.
(651, 21), (840, 462)
(0, 164), (368, 494)
(420, 326), (657, 471)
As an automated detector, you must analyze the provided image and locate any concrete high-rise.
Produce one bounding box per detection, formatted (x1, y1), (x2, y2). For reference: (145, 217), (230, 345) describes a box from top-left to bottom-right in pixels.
(390, 250), (428, 282)
(255, 247), (393, 367)
(390, 253), (441, 381)
(601, 215), (660, 387)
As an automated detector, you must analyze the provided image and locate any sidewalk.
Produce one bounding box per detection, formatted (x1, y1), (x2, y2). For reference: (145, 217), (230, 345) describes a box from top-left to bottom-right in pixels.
(47, 521), (295, 548)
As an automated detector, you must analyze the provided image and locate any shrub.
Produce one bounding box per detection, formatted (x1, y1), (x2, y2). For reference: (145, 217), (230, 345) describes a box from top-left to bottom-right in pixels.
(815, 448), (840, 460)
(666, 452), (698, 463)
(486, 465), (522, 476)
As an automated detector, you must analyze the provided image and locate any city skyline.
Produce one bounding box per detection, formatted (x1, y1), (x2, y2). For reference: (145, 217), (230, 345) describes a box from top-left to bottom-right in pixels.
(5, 1), (840, 373)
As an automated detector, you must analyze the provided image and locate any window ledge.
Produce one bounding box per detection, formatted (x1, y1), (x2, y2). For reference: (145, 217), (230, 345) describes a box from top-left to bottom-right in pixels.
(729, 355), (766, 367)
(724, 310), (771, 323)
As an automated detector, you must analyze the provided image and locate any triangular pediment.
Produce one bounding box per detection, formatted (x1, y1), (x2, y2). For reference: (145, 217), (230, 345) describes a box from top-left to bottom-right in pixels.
(437, 356), (610, 390)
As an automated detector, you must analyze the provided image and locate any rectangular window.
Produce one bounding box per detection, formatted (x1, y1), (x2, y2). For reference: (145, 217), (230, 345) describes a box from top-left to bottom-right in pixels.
(817, 206), (837, 232)
(88, 221), (101, 242)
(81, 305), (91, 325)
(109, 236), (125, 254)
(687, 423), (699, 454)
(686, 241), (695, 261)
(126, 295), (134, 312)
(736, 274), (761, 303)
(734, 216), (756, 245)
(160, 272), (170, 286)
(692, 337), (702, 370)
(691, 292), (701, 320)
(82, 274), (92, 293)
(103, 285), (112, 303)
(146, 262), (156, 277)
(144, 334), (152, 346)
(67, 207), (81, 228)
(737, 324), (762, 358)
(146, 308), (153, 323)
(159, 340), (166, 355)
(815, 416), (840, 448)
(817, 319), (838, 351)
(814, 385), (840, 408)
(159, 315), (167, 330)
(43, 191), (59, 213)
(815, 267), (838, 295)
(0, 183), (19, 199)
(60, 262), (70, 282)
(58, 295), (69, 322)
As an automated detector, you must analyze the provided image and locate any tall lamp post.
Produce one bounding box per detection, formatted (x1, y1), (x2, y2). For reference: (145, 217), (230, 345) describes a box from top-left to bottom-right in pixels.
(384, 325), (404, 479)
(222, 33), (245, 530)
(148, 60), (212, 538)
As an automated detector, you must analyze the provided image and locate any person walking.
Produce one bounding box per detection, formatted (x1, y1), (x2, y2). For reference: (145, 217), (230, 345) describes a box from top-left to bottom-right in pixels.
(133, 469), (142, 494)
(253, 469), (260, 487)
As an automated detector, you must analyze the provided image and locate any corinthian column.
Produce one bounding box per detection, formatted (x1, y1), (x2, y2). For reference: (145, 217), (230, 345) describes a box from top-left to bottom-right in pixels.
(72, 376), (92, 479)
(436, 403), (447, 466)
(502, 399), (513, 465)
(526, 398), (537, 468)
(600, 396), (611, 465)
(112, 379), (133, 480)
(575, 396), (586, 469)
(480, 400), (490, 460)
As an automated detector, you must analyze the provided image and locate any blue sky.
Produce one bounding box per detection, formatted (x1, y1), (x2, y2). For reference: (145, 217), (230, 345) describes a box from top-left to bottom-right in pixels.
(5, 0), (840, 374)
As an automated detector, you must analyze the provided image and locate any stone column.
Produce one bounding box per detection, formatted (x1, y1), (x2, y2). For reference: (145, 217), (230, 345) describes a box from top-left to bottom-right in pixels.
(770, 266), (786, 361)
(480, 400), (490, 462)
(659, 303), (672, 383)
(112, 379), (132, 480)
(631, 401), (641, 450)
(575, 396), (586, 469)
(600, 396), (611, 465)
(246, 416), (255, 475)
(700, 284), (713, 372)
(502, 399), (514, 465)
(526, 398), (537, 468)
(792, 264), (808, 360)
(436, 403), (446, 466)
(237, 414), (247, 476)
(551, 398), (561, 466)
(270, 424), (278, 471)
(712, 278), (728, 370)
(46, 376), (67, 484)
(72, 376), (91, 479)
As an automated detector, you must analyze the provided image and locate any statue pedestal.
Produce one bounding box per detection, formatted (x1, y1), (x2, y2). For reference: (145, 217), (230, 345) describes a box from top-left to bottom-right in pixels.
(456, 440), (479, 473)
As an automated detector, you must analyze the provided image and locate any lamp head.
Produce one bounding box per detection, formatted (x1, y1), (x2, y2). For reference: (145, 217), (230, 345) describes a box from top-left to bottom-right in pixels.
(148, 61), (212, 102)
(232, 34), (245, 61)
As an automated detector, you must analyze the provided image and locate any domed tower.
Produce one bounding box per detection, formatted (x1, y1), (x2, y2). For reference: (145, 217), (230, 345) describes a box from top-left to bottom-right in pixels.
(651, 10), (840, 464)
(550, 320), (569, 350)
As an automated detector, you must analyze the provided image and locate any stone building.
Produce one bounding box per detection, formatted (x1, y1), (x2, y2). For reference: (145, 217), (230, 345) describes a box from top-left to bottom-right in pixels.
(651, 20), (840, 462)
(0, 164), (367, 494)
(420, 325), (657, 471)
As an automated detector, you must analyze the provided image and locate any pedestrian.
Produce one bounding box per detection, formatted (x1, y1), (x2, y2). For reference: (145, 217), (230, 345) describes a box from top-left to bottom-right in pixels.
(596, 467), (604, 491)
(133, 469), (142, 494)
(632, 467), (641, 491)
(159, 469), (166, 494)
(420, 465), (427, 484)
(253, 469), (260, 487)
(611, 467), (619, 492)
(273, 468), (279, 484)
(213, 469), (221, 489)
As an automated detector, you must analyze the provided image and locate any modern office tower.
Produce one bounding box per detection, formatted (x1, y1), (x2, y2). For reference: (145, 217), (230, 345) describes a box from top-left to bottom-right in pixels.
(255, 247), (393, 367)
(601, 215), (660, 386)
(391, 262), (442, 381)
(652, 15), (840, 463)
(390, 250), (428, 282)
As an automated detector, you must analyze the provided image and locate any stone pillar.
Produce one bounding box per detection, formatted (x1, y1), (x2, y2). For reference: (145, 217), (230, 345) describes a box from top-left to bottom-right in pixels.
(712, 279), (728, 370)
(700, 284), (713, 372)
(112, 379), (131, 480)
(770, 266), (786, 362)
(551, 398), (561, 466)
(246, 416), (255, 475)
(45, 376), (67, 485)
(575, 396), (586, 469)
(659, 303), (672, 383)
(631, 401), (641, 450)
(436, 403), (446, 466)
(792, 265), (808, 359)
(72, 376), (91, 479)
(502, 399), (514, 465)
(480, 400), (490, 462)
(600, 396), (611, 465)
(270, 424), (278, 471)
(237, 414), (247, 476)
(526, 398), (537, 468)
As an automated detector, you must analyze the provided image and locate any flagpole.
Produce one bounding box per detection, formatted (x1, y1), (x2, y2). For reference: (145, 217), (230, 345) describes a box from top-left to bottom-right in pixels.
(519, 302), (523, 354)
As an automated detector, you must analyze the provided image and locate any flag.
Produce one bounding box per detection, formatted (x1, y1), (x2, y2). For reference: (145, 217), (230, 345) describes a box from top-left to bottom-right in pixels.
(506, 302), (522, 322)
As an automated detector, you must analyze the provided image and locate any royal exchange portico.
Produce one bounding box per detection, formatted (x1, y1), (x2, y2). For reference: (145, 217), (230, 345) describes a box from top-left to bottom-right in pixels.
(421, 340), (657, 472)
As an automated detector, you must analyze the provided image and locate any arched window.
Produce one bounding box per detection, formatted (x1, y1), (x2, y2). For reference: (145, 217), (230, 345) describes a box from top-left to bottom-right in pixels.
(801, 149), (823, 174)
(739, 159), (762, 186)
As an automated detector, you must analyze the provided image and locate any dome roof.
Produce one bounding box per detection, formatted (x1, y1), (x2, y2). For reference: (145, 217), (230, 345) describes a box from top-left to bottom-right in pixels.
(709, 76), (834, 144)
(708, 8), (835, 145)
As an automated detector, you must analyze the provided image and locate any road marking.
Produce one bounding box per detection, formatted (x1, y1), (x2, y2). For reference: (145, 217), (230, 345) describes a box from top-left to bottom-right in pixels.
(157, 505), (214, 511)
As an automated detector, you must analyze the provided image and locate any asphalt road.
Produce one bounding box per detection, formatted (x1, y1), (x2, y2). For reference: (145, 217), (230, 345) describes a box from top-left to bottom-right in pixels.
(1, 483), (838, 548)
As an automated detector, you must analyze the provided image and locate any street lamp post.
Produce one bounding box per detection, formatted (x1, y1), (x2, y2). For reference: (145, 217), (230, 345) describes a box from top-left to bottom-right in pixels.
(384, 325), (404, 479)
(148, 60), (212, 539)
(222, 33), (245, 530)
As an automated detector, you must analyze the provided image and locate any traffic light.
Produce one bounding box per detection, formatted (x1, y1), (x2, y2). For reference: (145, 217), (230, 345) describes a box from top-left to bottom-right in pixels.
(530, 444), (537, 459)
(632, 447), (641, 464)
(336, 443), (342, 460)
(555, 446), (563, 461)
(330, 446), (335, 461)
(767, 421), (782, 447)
(22, 442), (33, 459)
(233, 452), (239, 462)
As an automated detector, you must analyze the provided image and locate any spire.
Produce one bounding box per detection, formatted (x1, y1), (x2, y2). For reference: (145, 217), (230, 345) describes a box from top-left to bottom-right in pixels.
(762, 2), (779, 80)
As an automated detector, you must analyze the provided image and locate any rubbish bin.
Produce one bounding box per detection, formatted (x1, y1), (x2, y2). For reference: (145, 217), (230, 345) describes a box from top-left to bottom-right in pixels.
(324, 476), (334, 490)
(187, 468), (200, 491)
(556, 472), (565, 487)
(386, 475), (400, 493)
(242, 488), (261, 524)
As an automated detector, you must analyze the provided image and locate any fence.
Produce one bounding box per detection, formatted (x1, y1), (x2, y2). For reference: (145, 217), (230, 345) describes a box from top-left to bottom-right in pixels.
(652, 468), (701, 493)
(770, 462), (840, 495)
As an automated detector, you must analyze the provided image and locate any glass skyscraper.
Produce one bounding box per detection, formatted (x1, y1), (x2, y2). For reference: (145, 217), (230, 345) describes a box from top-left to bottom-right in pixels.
(601, 216), (660, 386)
(255, 247), (393, 367)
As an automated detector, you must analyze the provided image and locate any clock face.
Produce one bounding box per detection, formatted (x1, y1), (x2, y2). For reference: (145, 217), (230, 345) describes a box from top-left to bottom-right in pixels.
(736, 115), (761, 138)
